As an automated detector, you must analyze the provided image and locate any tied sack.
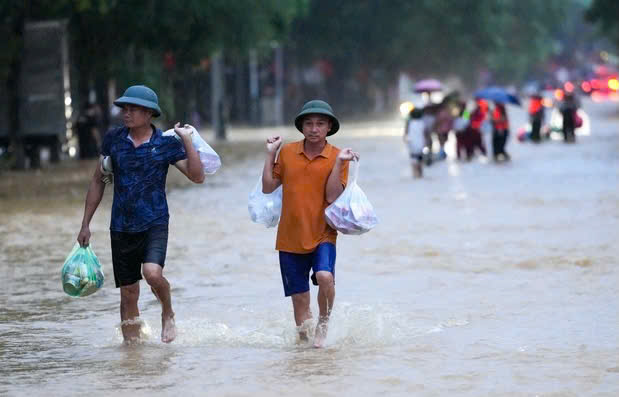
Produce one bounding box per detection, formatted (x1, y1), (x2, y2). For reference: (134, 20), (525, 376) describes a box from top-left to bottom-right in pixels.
(325, 160), (378, 235)
(163, 125), (221, 174)
(248, 175), (282, 228)
(574, 110), (583, 128)
(61, 243), (105, 297)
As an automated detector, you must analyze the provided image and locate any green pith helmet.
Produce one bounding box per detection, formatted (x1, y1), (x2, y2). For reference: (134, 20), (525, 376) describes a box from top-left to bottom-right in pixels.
(113, 85), (162, 117)
(294, 99), (340, 136)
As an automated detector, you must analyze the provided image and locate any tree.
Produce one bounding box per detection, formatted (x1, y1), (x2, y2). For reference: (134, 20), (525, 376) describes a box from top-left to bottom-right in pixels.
(287, 0), (569, 112)
(1, 0), (307, 166)
(585, 0), (619, 49)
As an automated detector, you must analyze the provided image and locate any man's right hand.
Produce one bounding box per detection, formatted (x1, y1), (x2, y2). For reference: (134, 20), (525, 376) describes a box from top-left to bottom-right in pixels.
(77, 226), (91, 247)
(266, 136), (282, 154)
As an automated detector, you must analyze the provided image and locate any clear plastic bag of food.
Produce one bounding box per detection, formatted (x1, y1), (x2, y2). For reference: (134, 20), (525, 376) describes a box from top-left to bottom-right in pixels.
(325, 160), (378, 235)
(248, 176), (282, 228)
(61, 243), (105, 297)
(163, 125), (221, 174)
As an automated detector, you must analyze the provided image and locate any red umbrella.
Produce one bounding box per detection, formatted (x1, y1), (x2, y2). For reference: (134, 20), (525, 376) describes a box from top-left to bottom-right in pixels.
(414, 79), (443, 92)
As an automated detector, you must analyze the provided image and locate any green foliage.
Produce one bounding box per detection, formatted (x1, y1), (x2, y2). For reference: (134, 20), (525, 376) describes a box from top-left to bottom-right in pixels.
(1, 0), (307, 108)
(289, 0), (570, 86)
(586, 0), (619, 49)
(0, 0), (595, 122)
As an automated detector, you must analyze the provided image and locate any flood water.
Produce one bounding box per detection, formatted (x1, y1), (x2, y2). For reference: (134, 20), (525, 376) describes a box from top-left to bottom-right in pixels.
(1, 99), (617, 396)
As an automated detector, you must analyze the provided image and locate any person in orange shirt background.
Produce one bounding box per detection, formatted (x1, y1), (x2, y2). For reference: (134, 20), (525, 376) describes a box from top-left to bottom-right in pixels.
(466, 98), (489, 160)
(491, 102), (511, 161)
(528, 93), (545, 143)
(261, 100), (359, 348)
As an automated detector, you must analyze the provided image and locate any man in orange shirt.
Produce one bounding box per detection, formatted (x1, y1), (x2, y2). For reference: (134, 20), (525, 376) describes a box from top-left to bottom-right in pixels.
(262, 100), (359, 348)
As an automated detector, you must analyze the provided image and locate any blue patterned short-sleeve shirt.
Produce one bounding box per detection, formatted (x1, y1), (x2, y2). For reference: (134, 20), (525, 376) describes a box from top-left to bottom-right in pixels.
(101, 125), (187, 232)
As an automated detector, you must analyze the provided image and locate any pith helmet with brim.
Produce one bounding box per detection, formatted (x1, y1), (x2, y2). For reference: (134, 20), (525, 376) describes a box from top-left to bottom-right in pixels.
(113, 85), (162, 117)
(294, 99), (340, 136)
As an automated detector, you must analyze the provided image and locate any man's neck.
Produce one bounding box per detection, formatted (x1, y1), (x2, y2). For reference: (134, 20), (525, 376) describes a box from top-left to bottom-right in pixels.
(129, 124), (153, 140)
(303, 139), (326, 158)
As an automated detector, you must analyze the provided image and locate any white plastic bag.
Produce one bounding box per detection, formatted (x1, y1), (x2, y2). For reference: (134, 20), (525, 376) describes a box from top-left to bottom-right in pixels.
(325, 160), (378, 235)
(163, 125), (221, 174)
(248, 176), (282, 228)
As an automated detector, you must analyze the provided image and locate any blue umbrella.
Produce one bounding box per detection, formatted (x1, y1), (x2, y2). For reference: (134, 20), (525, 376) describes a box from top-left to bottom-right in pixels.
(474, 86), (521, 106)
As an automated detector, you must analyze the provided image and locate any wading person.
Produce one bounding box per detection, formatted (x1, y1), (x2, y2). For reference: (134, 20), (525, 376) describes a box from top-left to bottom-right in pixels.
(261, 100), (359, 348)
(76, 85), (205, 343)
(529, 94), (544, 143)
(466, 99), (488, 160)
(404, 106), (426, 178)
(560, 92), (579, 143)
(491, 102), (511, 161)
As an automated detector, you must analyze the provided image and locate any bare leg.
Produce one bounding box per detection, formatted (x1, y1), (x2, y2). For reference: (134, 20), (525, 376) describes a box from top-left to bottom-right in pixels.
(412, 160), (422, 178)
(314, 271), (335, 348)
(120, 282), (141, 342)
(291, 292), (312, 342)
(143, 263), (176, 343)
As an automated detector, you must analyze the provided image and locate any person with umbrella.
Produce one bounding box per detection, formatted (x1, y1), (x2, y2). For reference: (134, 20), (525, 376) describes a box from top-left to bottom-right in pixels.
(414, 79), (443, 96)
(413, 79), (444, 163)
(474, 87), (520, 160)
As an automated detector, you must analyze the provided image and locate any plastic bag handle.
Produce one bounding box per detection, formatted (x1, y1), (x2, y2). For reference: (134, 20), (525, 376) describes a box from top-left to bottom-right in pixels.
(348, 158), (359, 185)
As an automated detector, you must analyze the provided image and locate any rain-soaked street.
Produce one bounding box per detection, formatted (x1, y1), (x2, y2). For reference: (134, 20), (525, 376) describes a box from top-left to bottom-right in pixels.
(0, 99), (617, 396)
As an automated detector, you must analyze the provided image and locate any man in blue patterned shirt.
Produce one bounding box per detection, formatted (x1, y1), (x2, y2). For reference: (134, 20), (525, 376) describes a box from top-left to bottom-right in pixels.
(77, 85), (205, 343)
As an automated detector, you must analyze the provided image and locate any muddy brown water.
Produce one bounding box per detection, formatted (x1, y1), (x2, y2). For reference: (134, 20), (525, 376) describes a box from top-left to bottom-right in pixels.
(1, 100), (617, 396)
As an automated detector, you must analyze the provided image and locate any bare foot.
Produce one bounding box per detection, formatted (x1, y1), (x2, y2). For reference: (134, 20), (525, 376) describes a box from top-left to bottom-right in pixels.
(313, 319), (329, 348)
(161, 313), (176, 343)
(298, 331), (309, 343)
(121, 319), (143, 343)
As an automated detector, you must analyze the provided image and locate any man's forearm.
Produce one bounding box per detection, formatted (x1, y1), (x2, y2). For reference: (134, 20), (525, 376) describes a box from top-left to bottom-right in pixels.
(181, 136), (205, 183)
(81, 178), (105, 227)
(325, 160), (345, 203)
(262, 152), (279, 193)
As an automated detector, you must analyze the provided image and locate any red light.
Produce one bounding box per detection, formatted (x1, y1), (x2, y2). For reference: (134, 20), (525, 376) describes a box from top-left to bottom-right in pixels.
(564, 81), (574, 93)
(581, 81), (591, 92)
(554, 89), (564, 101)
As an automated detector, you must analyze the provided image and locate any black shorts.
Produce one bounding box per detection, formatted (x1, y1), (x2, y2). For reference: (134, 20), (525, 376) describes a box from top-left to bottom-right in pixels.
(110, 224), (169, 288)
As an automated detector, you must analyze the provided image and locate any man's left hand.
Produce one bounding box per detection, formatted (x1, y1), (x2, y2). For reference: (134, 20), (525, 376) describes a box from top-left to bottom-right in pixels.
(337, 148), (360, 162)
(173, 122), (195, 139)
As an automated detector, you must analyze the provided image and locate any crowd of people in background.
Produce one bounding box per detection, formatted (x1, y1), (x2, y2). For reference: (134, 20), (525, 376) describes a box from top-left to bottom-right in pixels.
(403, 87), (582, 179)
(524, 91), (582, 144)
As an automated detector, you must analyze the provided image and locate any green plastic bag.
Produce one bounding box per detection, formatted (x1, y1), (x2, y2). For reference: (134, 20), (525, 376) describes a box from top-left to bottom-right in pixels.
(61, 243), (105, 297)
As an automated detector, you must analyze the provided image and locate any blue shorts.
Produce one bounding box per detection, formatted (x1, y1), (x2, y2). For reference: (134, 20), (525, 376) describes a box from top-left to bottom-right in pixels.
(279, 242), (336, 297)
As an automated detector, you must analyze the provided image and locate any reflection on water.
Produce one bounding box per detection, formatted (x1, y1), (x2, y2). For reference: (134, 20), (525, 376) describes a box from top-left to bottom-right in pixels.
(0, 100), (618, 396)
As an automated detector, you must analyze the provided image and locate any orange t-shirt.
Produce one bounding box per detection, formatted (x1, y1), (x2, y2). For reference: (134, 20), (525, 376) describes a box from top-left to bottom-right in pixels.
(273, 140), (349, 253)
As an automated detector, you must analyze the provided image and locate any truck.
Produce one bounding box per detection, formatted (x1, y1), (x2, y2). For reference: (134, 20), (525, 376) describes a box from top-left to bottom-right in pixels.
(0, 20), (73, 168)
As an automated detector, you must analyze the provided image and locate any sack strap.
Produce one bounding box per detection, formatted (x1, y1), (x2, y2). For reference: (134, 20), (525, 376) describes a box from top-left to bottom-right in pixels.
(348, 158), (359, 185)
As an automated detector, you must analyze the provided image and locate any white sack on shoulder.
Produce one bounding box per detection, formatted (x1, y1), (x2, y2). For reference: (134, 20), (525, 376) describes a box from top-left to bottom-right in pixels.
(163, 125), (221, 174)
(324, 160), (378, 235)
